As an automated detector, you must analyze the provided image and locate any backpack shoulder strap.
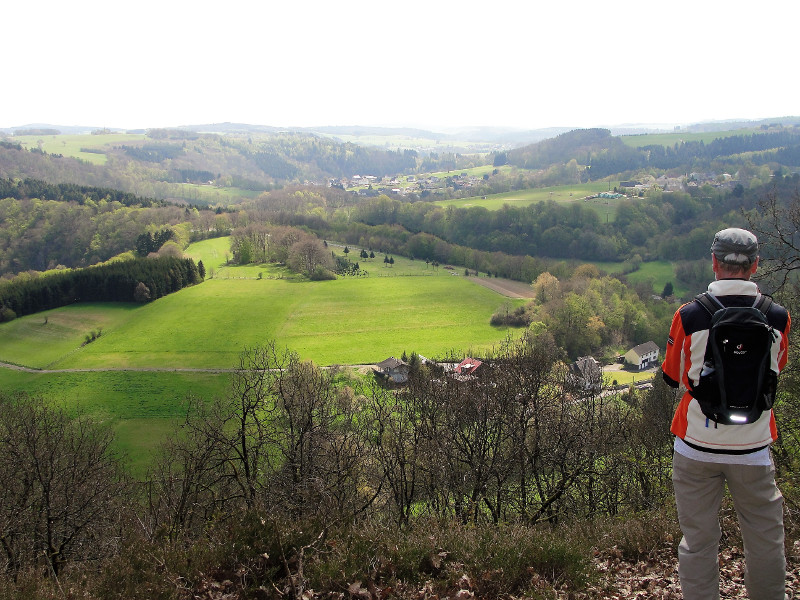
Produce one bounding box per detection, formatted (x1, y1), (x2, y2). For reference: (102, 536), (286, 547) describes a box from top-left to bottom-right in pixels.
(694, 292), (722, 317)
(754, 293), (773, 316)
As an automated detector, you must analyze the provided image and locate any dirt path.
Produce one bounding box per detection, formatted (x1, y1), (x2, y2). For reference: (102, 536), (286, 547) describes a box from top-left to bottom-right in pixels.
(0, 361), (379, 374)
(467, 276), (536, 298)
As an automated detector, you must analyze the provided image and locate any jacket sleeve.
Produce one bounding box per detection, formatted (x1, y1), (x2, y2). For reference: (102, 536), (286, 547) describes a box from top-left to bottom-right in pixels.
(661, 308), (685, 388)
(778, 311), (791, 373)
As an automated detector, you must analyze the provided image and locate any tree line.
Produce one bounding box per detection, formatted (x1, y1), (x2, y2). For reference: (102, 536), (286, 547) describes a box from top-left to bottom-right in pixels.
(504, 127), (800, 181)
(334, 175), (799, 266)
(0, 255), (202, 321)
(0, 192), (211, 275)
(0, 177), (162, 208)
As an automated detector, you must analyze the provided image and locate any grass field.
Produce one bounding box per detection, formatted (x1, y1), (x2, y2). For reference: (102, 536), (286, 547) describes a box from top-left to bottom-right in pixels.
(426, 164), (514, 180)
(433, 182), (624, 221)
(171, 183), (260, 206)
(12, 133), (147, 165)
(619, 127), (758, 148)
(0, 368), (231, 474)
(0, 251), (525, 465)
(590, 260), (687, 297)
(1, 249), (524, 371)
(0, 303), (141, 369)
(48, 276), (521, 369)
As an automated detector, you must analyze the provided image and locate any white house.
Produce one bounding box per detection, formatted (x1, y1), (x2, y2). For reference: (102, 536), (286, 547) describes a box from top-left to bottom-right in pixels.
(624, 341), (660, 370)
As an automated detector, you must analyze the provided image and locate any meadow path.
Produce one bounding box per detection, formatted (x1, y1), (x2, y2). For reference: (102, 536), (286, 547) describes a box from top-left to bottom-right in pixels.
(0, 362), (378, 374)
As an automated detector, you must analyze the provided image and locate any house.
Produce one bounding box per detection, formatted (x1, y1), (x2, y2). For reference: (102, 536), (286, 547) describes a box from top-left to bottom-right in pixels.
(624, 341), (660, 370)
(455, 357), (482, 376)
(373, 356), (410, 383)
(569, 356), (602, 391)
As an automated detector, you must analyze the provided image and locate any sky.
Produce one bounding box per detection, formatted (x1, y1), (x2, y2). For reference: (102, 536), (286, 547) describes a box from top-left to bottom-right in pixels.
(3, 0), (799, 132)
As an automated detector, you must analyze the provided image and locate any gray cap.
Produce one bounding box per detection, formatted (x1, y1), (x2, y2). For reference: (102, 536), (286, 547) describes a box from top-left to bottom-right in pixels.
(711, 227), (758, 266)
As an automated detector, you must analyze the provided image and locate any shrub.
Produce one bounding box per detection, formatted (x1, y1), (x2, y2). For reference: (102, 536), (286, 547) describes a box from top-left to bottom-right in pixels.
(309, 265), (336, 280)
(0, 306), (16, 322)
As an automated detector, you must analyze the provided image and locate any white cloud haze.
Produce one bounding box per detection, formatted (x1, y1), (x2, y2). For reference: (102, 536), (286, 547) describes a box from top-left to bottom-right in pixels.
(3, 0), (798, 131)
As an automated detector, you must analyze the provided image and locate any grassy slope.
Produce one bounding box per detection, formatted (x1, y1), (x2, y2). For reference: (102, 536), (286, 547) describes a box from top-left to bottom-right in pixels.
(1, 235), (522, 370)
(12, 133), (147, 165)
(0, 303), (140, 368)
(45, 275), (520, 369)
(592, 260), (688, 297)
(0, 368), (230, 474)
(434, 182), (624, 222)
(618, 127), (759, 148)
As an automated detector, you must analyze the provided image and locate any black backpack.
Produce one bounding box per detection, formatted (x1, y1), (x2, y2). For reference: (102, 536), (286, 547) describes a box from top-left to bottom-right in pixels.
(690, 292), (778, 425)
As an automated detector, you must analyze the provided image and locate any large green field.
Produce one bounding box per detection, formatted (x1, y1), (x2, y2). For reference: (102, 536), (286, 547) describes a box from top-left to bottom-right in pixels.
(0, 240), (527, 467)
(1, 239), (524, 371)
(4, 276), (520, 370)
(619, 127), (759, 148)
(434, 182), (624, 221)
(12, 133), (147, 165)
(591, 260), (687, 297)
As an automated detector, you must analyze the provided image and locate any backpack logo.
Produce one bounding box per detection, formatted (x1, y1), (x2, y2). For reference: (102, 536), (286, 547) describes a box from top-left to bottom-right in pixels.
(690, 292), (778, 425)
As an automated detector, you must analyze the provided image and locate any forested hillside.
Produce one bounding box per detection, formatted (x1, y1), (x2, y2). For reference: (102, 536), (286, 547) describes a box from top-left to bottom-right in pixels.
(0, 129), (421, 204)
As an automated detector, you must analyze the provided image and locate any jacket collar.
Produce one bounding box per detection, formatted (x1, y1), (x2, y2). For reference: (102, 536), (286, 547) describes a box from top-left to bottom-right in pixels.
(708, 278), (759, 297)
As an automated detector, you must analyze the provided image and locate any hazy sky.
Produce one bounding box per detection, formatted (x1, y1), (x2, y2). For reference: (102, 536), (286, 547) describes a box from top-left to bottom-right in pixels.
(4, 0), (798, 131)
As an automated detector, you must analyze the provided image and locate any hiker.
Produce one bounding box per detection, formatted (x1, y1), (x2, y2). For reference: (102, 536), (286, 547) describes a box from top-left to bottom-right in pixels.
(661, 227), (791, 599)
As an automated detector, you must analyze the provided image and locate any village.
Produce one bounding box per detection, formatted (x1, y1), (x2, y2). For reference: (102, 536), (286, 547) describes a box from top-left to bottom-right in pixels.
(329, 169), (747, 201)
(372, 339), (660, 393)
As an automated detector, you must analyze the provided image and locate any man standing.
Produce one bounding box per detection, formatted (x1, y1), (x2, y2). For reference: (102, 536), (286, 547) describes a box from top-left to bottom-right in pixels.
(662, 227), (790, 599)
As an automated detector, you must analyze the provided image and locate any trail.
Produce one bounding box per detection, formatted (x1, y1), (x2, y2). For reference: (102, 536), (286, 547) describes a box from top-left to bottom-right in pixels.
(0, 362), (378, 374)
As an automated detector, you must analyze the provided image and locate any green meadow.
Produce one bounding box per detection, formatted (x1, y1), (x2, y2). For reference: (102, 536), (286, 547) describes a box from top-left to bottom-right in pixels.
(0, 303), (141, 369)
(619, 127), (758, 148)
(0, 368), (230, 474)
(434, 182), (624, 221)
(12, 133), (147, 165)
(42, 276), (521, 369)
(591, 260), (686, 297)
(0, 241), (527, 466)
(426, 164), (515, 180)
(171, 183), (260, 206)
(1, 235), (524, 371)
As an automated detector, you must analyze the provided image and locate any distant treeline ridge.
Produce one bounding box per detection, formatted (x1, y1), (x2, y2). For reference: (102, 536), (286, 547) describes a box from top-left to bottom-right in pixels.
(0, 177), (163, 208)
(0, 256), (202, 321)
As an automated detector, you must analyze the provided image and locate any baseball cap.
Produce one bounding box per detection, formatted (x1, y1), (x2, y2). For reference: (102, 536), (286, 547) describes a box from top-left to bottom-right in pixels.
(711, 227), (759, 266)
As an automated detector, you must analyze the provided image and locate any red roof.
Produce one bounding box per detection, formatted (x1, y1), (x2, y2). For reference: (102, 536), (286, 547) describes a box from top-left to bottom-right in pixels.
(455, 357), (482, 375)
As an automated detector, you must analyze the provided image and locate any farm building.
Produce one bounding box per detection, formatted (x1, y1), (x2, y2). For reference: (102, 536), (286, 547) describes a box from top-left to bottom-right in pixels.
(455, 357), (482, 376)
(373, 356), (410, 383)
(569, 356), (602, 391)
(623, 341), (660, 370)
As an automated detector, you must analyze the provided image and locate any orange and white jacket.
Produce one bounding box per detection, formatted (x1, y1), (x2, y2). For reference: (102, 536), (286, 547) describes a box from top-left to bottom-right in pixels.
(662, 279), (790, 454)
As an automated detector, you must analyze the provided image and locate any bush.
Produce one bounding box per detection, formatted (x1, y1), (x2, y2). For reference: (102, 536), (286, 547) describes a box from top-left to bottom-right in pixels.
(309, 265), (336, 280)
(0, 306), (16, 322)
(489, 304), (531, 327)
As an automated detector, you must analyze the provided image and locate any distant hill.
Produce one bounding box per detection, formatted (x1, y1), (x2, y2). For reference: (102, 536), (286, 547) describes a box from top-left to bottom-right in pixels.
(0, 123), (100, 135)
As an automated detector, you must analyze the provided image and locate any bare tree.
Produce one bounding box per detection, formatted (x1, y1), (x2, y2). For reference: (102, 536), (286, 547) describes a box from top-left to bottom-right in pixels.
(145, 394), (240, 539)
(748, 185), (800, 485)
(147, 343), (373, 531)
(287, 235), (333, 277)
(0, 393), (127, 577)
(367, 381), (424, 527)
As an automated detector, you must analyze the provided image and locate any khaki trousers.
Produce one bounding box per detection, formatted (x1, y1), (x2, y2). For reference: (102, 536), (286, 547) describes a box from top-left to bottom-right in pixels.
(672, 451), (786, 600)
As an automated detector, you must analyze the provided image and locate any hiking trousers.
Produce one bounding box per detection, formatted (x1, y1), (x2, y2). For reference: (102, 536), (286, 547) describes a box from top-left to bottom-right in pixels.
(672, 451), (786, 600)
